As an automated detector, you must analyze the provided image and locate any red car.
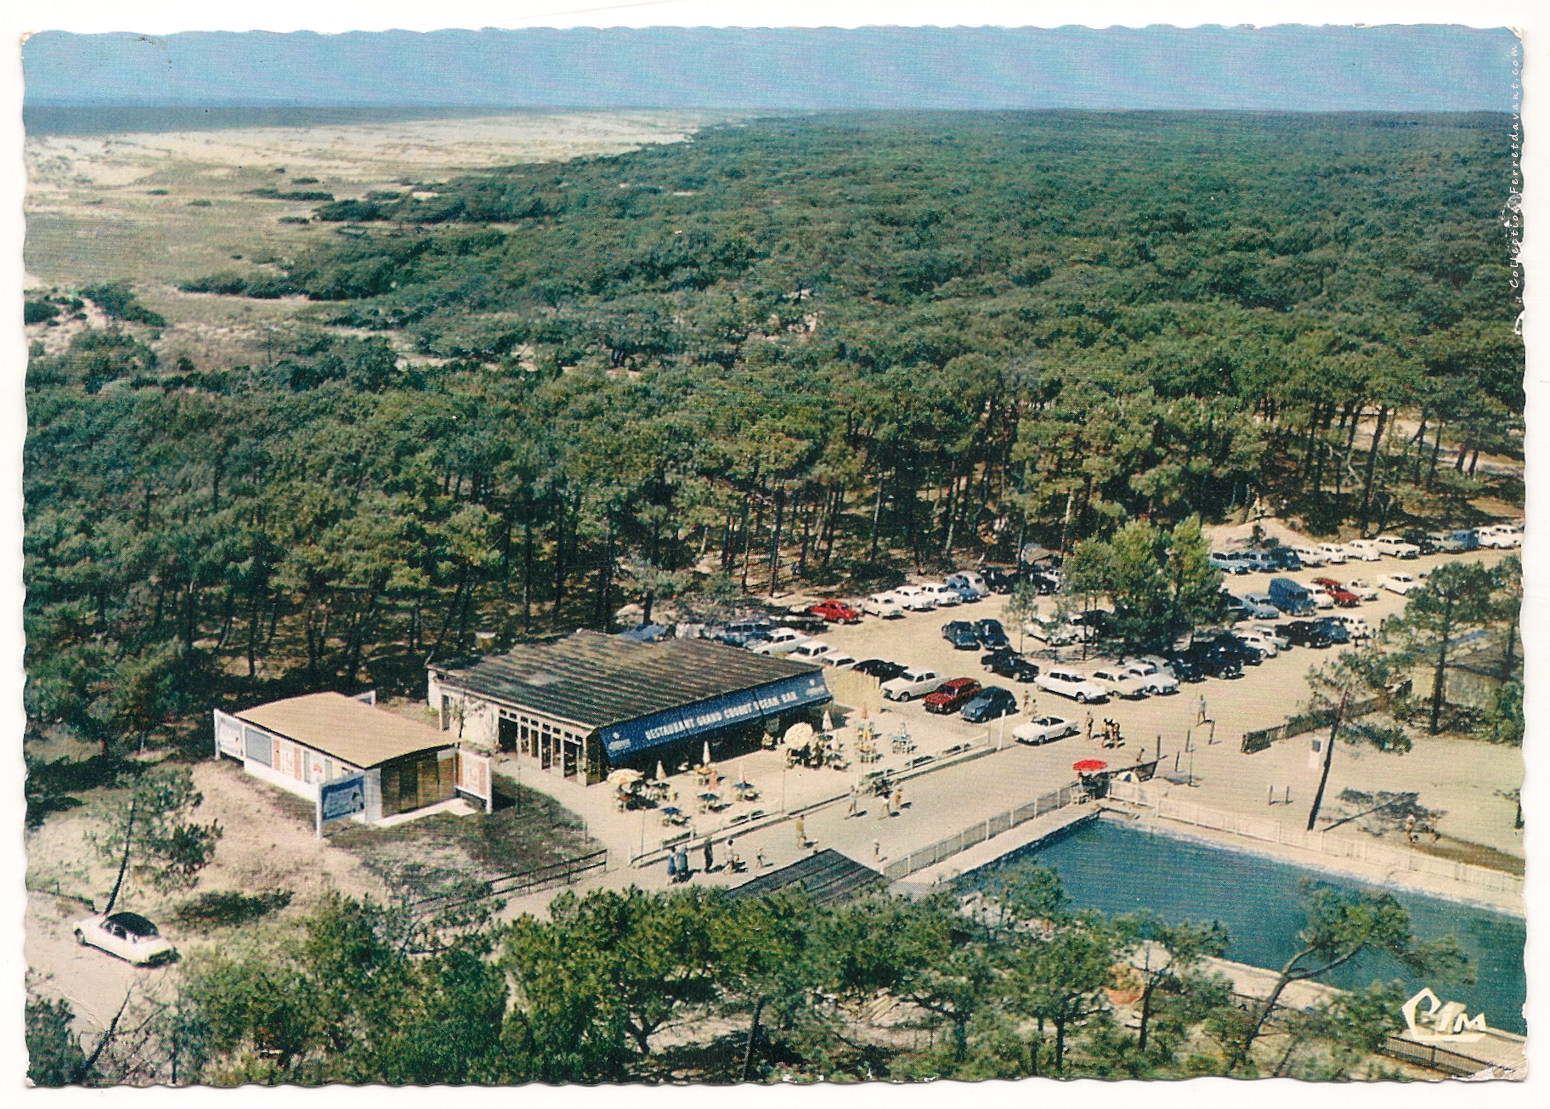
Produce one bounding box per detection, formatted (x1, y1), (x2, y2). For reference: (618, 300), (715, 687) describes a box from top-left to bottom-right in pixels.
(808, 600), (862, 624)
(923, 678), (982, 714)
(1312, 578), (1361, 608)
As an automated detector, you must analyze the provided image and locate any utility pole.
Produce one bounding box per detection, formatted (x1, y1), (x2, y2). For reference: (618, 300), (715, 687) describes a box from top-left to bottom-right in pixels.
(1306, 692), (1348, 832)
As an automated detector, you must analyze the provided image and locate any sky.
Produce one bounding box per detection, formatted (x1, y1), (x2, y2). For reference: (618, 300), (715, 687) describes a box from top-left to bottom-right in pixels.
(21, 25), (1520, 112)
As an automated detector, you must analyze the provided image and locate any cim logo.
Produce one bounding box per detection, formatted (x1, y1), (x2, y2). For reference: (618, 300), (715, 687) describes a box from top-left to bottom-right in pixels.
(1401, 987), (1488, 1044)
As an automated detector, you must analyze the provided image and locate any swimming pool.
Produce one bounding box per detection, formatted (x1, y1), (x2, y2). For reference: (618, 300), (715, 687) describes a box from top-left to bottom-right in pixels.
(964, 817), (1526, 1035)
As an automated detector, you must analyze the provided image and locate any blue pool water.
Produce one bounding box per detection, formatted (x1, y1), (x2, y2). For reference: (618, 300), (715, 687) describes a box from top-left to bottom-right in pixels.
(966, 819), (1526, 1034)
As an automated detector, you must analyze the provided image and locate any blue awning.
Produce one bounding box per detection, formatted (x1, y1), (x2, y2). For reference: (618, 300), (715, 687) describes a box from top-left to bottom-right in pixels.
(600, 670), (832, 762)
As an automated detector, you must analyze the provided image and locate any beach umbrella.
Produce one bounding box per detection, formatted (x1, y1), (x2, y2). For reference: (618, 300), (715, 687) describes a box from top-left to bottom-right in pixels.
(655, 760), (666, 781)
(608, 768), (644, 787)
(703, 740), (712, 767)
(785, 721), (814, 747)
(1073, 759), (1108, 774)
(738, 759), (748, 785)
(822, 710), (834, 734)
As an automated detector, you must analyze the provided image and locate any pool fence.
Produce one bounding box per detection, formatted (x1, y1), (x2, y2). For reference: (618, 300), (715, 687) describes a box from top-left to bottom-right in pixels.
(1105, 781), (1522, 899)
(880, 782), (1084, 880)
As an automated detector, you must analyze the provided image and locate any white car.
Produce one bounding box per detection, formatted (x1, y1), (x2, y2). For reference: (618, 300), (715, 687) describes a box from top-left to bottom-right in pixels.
(862, 592), (905, 619)
(1342, 579), (1380, 602)
(1249, 625), (1290, 651)
(1326, 614), (1373, 640)
(1089, 666), (1150, 699)
(1379, 573), (1423, 595)
(1477, 524), (1523, 549)
(1026, 615), (1096, 646)
(1305, 585), (1336, 610)
(1291, 545), (1326, 568)
(789, 640), (832, 663)
(1315, 543), (1351, 565)
(822, 652), (859, 670)
(1374, 536), (1420, 559)
(1122, 660), (1179, 695)
(919, 582), (963, 607)
(1012, 715), (1079, 746)
(1035, 668), (1109, 703)
(73, 912), (176, 967)
(882, 668), (945, 701)
(1343, 539), (1384, 562)
(748, 627), (810, 655)
(1235, 629), (1280, 658)
(892, 586), (937, 612)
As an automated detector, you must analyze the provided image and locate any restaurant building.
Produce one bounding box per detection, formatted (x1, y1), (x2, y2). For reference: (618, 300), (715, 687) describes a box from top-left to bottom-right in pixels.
(427, 630), (832, 785)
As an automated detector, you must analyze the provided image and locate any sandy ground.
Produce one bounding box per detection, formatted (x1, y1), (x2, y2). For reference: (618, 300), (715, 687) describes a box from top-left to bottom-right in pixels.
(23, 110), (714, 370)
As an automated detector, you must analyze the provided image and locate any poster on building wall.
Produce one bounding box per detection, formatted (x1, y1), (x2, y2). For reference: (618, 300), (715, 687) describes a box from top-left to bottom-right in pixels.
(455, 749), (494, 813)
(316, 772), (367, 836)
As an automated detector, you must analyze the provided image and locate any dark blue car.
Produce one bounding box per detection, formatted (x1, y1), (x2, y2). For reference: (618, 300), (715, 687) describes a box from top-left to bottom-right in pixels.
(961, 686), (1019, 722)
(974, 618), (1010, 650)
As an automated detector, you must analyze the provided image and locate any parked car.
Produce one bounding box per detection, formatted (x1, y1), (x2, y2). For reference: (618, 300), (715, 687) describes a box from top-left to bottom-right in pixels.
(1210, 633), (1265, 666)
(1241, 592), (1281, 619)
(882, 668), (946, 701)
(1291, 545), (1327, 568)
(1089, 666), (1150, 700)
(73, 911), (176, 967)
(1026, 616), (1093, 646)
(822, 652), (859, 670)
(974, 618), (1010, 651)
(942, 621), (981, 650)
(1312, 617), (1351, 646)
(945, 571), (990, 601)
(1250, 624), (1291, 651)
(1220, 591), (1252, 620)
(713, 618), (776, 646)
(1325, 613), (1372, 640)
(789, 640), (832, 663)
(924, 678), (982, 714)
(1374, 536), (1421, 559)
(1181, 643), (1244, 678)
(862, 593), (905, 619)
(982, 649), (1040, 682)
(1343, 539), (1384, 562)
(1238, 549), (1278, 573)
(1268, 577), (1316, 616)
(749, 627), (811, 655)
(1315, 543), (1351, 565)
(1304, 584), (1337, 610)
(1430, 529), (1479, 553)
(1035, 668), (1109, 703)
(1476, 524), (1523, 549)
(919, 582), (963, 607)
(1401, 530), (1439, 555)
(1234, 629), (1280, 659)
(1012, 715), (1080, 746)
(893, 586), (937, 612)
(1024, 570), (1060, 595)
(1379, 573), (1423, 595)
(981, 567), (1018, 593)
(1121, 660), (1179, 695)
(808, 600), (862, 624)
(1140, 653), (1203, 684)
(1209, 551), (1253, 575)
(1262, 547), (1303, 571)
(775, 611), (829, 635)
(961, 686), (1020, 722)
(1342, 578), (1380, 602)
(1283, 620), (1334, 648)
(852, 658), (907, 682)
(1312, 578), (1361, 607)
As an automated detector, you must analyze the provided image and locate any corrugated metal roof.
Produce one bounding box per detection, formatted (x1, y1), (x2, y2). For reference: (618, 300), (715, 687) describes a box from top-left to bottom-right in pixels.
(729, 849), (885, 906)
(236, 692), (451, 768)
(432, 630), (823, 730)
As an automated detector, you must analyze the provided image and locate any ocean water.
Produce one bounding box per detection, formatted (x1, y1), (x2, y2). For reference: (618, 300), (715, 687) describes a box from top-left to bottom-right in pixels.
(23, 104), (527, 137)
(966, 818), (1526, 1035)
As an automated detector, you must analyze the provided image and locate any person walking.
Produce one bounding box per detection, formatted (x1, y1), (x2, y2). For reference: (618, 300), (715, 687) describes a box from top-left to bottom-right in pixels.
(890, 789), (902, 817)
(675, 847), (690, 880)
(703, 838), (715, 873)
(846, 786), (859, 819)
(1197, 694), (1208, 725)
(1085, 710), (1094, 742)
(755, 846), (767, 869)
(795, 814), (806, 848)
(667, 852), (678, 882)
